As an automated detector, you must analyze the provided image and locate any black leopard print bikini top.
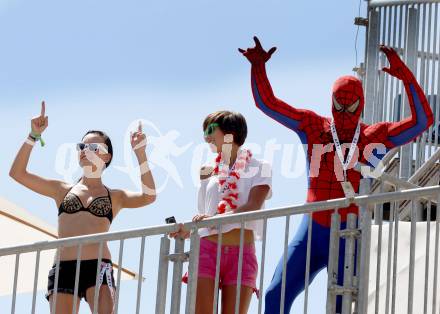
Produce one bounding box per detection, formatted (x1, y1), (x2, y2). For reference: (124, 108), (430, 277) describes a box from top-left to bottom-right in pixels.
(58, 186), (113, 223)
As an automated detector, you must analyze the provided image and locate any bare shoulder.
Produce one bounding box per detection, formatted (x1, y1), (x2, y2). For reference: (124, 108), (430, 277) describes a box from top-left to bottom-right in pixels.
(107, 188), (123, 200)
(200, 166), (215, 180)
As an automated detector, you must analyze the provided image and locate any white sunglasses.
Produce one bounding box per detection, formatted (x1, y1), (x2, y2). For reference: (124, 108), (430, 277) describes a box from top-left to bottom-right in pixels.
(76, 143), (108, 154)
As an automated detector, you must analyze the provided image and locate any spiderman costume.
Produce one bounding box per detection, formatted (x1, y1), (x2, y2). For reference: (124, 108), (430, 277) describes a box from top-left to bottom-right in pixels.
(239, 37), (433, 313)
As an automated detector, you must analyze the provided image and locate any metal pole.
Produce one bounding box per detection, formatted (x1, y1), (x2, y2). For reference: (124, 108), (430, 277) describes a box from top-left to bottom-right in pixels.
(135, 236), (146, 314)
(185, 230), (200, 314)
(326, 211), (341, 314)
(304, 213), (313, 314)
(391, 201), (400, 314)
(114, 239), (124, 314)
(364, 8), (381, 125)
(234, 223), (245, 314)
(170, 237), (185, 314)
(432, 193), (440, 314)
(407, 200), (420, 314)
(10, 254), (19, 314)
(374, 185), (385, 314)
(213, 224), (223, 314)
(72, 245), (82, 314)
(357, 179), (373, 314)
(31, 249), (41, 314)
(400, 7), (420, 179)
(280, 215), (291, 314)
(92, 242), (104, 314)
(342, 214), (358, 314)
(258, 219), (268, 314)
(155, 236), (171, 314)
(50, 250), (61, 314)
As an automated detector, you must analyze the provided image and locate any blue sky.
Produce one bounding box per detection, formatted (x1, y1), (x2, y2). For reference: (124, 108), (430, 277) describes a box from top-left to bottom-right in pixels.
(0, 0), (367, 312)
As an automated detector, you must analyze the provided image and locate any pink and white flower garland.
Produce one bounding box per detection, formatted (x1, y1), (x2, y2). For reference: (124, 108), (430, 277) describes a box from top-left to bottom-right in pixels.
(213, 149), (252, 214)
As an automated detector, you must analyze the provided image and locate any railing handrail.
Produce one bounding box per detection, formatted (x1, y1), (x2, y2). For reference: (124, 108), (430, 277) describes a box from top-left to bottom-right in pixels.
(0, 185), (438, 257)
(369, 0), (440, 8)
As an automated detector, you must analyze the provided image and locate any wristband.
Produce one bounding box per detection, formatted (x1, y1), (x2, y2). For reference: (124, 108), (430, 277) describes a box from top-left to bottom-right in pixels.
(25, 138), (36, 146)
(139, 161), (150, 175)
(30, 131), (46, 147)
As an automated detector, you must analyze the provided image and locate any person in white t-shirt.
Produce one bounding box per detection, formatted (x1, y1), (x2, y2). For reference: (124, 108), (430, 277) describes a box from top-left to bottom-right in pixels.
(172, 110), (272, 314)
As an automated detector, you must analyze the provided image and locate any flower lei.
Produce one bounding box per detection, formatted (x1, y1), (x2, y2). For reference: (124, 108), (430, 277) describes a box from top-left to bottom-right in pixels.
(213, 149), (252, 214)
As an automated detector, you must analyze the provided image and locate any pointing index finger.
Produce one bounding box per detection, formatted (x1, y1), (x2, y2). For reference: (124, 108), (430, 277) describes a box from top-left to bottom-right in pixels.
(41, 101), (46, 117)
(138, 121), (142, 133)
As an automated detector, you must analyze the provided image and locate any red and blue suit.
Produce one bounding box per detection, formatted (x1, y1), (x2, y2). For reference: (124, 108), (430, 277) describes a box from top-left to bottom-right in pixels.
(240, 38), (433, 313)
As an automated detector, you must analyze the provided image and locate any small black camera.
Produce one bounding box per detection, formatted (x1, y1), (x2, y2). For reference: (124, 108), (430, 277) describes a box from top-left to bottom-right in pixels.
(165, 216), (176, 224)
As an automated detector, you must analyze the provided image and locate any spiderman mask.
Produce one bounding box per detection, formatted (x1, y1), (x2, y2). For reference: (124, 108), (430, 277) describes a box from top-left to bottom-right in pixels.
(331, 76), (365, 132)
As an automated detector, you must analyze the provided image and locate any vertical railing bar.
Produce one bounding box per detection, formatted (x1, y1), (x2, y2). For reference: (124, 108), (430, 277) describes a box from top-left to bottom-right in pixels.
(303, 213), (313, 314)
(407, 200), (419, 314)
(326, 210), (341, 314)
(72, 244), (82, 314)
(213, 223), (223, 314)
(432, 193), (440, 314)
(258, 218), (268, 314)
(390, 5), (398, 123)
(356, 179), (372, 314)
(420, 3), (427, 90)
(170, 237), (184, 314)
(400, 7), (419, 179)
(92, 241), (104, 314)
(384, 200), (394, 314)
(279, 215), (290, 314)
(135, 236), (146, 314)
(364, 8), (381, 124)
(376, 6), (387, 123)
(418, 3), (429, 167)
(391, 200), (399, 314)
(342, 214), (357, 314)
(382, 6), (390, 122)
(397, 4), (405, 177)
(114, 239), (124, 314)
(424, 200), (432, 314)
(428, 2), (438, 157)
(156, 236), (171, 314)
(425, 3), (431, 161)
(234, 222), (245, 314)
(436, 2), (440, 151)
(354, 214), (362, 314)
(185, 229), (200, 314)
(50, 250), (61, 314)
(31, 249), (41, 314)
(374, 186), (385, 314)
(10, 253), (19, 314)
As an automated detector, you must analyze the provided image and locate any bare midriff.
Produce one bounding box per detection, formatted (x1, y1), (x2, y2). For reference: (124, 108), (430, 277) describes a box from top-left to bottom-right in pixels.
(57, 212), (112, 261)
(204, 228), (254, 246)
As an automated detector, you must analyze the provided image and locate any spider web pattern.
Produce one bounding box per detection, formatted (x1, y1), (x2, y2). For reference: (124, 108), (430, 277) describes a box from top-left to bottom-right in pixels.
(250, 63), (433, 227)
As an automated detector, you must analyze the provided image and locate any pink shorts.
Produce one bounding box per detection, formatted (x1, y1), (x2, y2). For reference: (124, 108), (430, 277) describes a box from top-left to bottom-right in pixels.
(195, 237), (258, 291)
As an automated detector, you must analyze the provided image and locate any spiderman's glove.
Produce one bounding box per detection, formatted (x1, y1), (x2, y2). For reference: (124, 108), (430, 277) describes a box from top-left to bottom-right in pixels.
(239, 36), (277, 65)
(380, 45), (415, 83)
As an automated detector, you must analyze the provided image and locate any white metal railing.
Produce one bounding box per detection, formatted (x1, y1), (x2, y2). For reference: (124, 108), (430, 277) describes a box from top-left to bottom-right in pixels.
(0, 185), (439, 313)
(363, 0), (440, 179)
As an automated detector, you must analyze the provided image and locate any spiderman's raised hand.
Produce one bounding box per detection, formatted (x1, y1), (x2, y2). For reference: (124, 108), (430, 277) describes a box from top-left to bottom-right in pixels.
(239, 36), (277, 64)
(380, 45), (414, 83)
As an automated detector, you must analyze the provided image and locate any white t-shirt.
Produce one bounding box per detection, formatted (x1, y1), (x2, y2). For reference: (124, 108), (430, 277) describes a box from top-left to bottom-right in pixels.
(197, 157), (272, 240)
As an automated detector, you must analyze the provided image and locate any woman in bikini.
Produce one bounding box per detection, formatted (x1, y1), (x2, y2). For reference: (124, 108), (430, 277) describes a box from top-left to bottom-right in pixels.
(9, 102), (156, 313)
(173, 110), (272, 314)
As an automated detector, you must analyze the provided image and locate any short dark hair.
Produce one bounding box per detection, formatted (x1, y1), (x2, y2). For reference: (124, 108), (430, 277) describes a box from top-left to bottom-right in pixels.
(82, 130), (113, 168)
(203, 111), (248, 146)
